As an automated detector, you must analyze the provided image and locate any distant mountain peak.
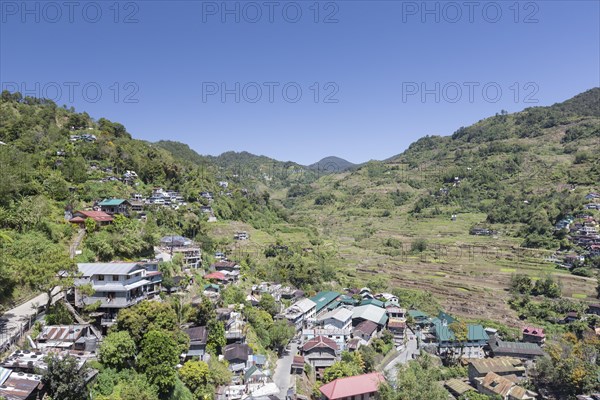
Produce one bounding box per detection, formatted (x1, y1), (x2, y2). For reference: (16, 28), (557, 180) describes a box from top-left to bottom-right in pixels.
(308, 156), (356, 172)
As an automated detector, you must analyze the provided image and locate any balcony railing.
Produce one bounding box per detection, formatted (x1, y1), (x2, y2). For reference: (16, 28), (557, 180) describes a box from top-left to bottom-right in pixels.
(85, 294), (148, 308)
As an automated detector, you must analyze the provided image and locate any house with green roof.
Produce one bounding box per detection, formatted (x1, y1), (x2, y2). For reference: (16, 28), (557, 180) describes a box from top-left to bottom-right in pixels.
(309, 291), (341, 316)
(98, 198), (131, 215)
(433, 320), (489, 359)
(339, 295), (359, 307)
(407, 310), (431, 328)
(243, 364), (269, 384)
(360, 298), (384, 308)
(203, 283), (220, 293)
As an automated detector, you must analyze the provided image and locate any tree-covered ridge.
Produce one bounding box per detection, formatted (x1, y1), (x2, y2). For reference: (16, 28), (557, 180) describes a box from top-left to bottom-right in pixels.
(0, 91), (288, 308)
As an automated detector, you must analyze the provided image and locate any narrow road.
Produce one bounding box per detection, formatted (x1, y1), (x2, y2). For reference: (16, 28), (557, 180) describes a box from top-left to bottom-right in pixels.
(272, 342), (298, 399)
(70, 228), (86, 259)
(0, 287), (63, 351)
(383, 328), (419, 381)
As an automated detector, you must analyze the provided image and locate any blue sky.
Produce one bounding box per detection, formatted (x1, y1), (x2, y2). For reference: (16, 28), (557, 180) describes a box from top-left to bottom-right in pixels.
(1, 1), (599, 164)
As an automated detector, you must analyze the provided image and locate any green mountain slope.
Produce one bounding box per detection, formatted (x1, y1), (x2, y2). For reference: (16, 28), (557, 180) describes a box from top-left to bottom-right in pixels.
(273, 88), (599, 322)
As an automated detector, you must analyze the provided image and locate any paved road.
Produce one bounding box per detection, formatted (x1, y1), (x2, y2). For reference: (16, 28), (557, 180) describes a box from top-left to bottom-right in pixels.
(0, 287), (63, 350)
(383, 329), (419, 380)
(272, 342), (298, 399)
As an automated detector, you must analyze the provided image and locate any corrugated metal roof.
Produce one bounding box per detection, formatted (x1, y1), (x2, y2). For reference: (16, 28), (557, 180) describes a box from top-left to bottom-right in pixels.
(78, 262), (142, 276)
(319, 372), (385, 399)
(479, 372), (514, 397)
(309, 291), (340, 313)
(352, 305), (388, 326)
(0, 372), (42, 399)
(469, 357), (524, 375)
(0, 367), (11, 386)
(319, 307), (352, 323)
(98, 199), (127, 206)
(39, 325), (87, 342)
(291, 298), (317, 314)
(444, 378), (473, 395)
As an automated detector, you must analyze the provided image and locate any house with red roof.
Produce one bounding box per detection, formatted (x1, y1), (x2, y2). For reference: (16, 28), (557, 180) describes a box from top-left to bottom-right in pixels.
(203, 271), (228, 284)
(301, 336), (338, 379)
(69, 210), (113, 228)
(522, 326), (545, 345)
(319, 372), (386, 400)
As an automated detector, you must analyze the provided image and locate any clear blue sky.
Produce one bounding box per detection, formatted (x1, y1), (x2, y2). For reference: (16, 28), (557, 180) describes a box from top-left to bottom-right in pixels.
(1, 1), (599, 164)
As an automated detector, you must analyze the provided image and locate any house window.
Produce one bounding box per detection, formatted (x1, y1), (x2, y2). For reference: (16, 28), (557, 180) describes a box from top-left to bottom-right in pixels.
(97, 275), (105, 281)
(112, 275), (119, 281)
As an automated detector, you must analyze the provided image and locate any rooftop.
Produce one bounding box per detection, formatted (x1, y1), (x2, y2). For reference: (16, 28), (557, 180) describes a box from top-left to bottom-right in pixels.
(38, 325), (88, 343)
(309, 291), (341, 313)
(479, 372), (514, 397)
(319, 372), (386, 399)
(71, 210), (114, 222)
(98, 198), (128, 206)
(489, 338), (545, 357)
(352, 305), (388, 326)
(286, 298), (317, 316)
(302, 336), (338, 352)
(78, 262), (144, 277)
(319, 307), (353, 324)
(360, 298), (384, 308)
(354, 320), (378, 336)
(444, 379), (473, 396)
(522, 326), (545, 337)
(223, 343), (252, 362)
(407, 310), (429, 319)
(468, 357), (525, 375)
(184, 326), (207, 344)
(434, 321), (488, 343)
(204, 272), (227, 280)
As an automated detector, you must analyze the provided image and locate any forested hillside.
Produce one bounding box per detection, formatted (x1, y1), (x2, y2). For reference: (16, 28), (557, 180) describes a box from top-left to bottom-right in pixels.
(0, 91), (286, 309)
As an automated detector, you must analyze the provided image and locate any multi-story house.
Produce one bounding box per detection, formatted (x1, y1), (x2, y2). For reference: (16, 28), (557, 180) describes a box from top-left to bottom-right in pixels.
(318, 307), (352, 331)
(74, 261), (162, 327)
(281, 298), (317, 331)
(97, 199), (132, 215)
(301, 336), (339, 379)
(433, 319), (489, 359)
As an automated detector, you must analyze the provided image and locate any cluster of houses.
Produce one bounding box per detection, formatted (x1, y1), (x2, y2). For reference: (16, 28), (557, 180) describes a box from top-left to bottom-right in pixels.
(445, 357), (538, 399)
(409, 310), (547, 361)
(202, 260), (242, 299)
(584, 192), (600, 210)
(553, 192), (600, 269)
(182, 307), (271, 392)
(0, 323), (99, 400)
(69, 133), (97, 142)
(276, 288), (407, 379)
(159, 235), (202, 269)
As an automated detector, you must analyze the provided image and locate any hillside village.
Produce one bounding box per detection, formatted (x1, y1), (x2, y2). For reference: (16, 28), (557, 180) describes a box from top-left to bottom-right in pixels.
(0, 90), (599, 400)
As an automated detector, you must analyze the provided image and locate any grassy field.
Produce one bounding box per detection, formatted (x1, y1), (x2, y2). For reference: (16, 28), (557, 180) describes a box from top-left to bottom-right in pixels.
(259, 165), (598, 326)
